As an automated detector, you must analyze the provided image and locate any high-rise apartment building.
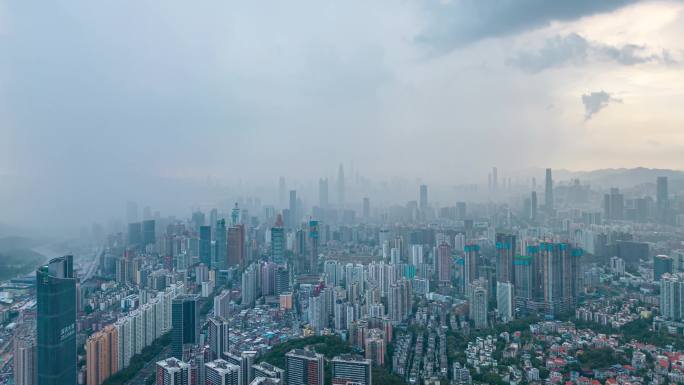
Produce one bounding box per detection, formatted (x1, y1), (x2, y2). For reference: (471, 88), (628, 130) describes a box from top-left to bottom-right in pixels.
(228, 225), (245, 268)
(13, 328), (36, 385)
(331, 355), (372, 385)
(495, 233), (516, 285)
(206, 359), (241, 385)
(156, 357), (190, 385)
(496, 281), (513, 322)
(469, 282), (488, 329)
(437, 242), (452, 284)
(286, 349), (324, 385)
(207, 316), (230, 360)
(86, 325), (119, 385)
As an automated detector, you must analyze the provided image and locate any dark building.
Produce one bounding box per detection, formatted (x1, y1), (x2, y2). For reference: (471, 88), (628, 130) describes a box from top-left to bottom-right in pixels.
(199, 225), (212, 267)
(654, 255), (674, 281)
(171, 295), (199, 360)
(142, 219), (156, 246)
(37, 256), (77, 385)
(127, 222), (142, 246)
(215, 219), (227, 270)
(271, 215), (285, 264)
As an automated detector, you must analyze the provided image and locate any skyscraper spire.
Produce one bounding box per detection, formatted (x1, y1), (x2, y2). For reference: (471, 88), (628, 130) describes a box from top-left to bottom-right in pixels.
(231, 202), (240, 226)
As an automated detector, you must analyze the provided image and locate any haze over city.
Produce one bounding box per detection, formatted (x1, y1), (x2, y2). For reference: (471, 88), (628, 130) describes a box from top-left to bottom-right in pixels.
(1, 1), (684, 234)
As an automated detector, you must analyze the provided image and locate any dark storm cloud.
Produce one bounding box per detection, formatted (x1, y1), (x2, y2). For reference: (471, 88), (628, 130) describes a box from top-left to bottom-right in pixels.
(582, 91), (621, 120)
(417, 0), (640, 52)
(508, 33), (672, 72)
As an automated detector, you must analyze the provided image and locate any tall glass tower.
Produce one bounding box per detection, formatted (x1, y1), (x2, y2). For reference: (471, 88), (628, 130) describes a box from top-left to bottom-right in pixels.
(37, 255), (76, 385)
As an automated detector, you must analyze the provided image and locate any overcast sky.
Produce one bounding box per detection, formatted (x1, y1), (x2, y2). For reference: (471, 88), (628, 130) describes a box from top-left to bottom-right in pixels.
(1, 1), (683, 233)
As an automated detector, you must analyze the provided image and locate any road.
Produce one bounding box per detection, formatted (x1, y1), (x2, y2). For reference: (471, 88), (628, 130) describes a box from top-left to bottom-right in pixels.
(125, 346), (170, 385)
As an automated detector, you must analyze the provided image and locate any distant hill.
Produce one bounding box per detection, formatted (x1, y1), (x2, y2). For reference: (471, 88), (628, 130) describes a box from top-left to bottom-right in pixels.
(555, 167), (684, 187)
(0, 237), (46, 281)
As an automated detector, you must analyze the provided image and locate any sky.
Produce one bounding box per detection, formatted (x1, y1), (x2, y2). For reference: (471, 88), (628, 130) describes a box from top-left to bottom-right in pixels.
(0, 0), (683, 233)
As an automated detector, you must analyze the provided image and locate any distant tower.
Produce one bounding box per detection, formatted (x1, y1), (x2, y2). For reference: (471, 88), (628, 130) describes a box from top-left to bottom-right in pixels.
(337, 164), (345, 209)
(544, 168), (553, 215)
(492, 167), (498, 193)
(530, 191), (538, 221)
(278, 177), (286, 209)
(214, 219), (227, 270)
(657, 176), (670, 223)
(363, 197), (370, 220)
(231, 203), (240, 226)
(319, 178), (329, 209)
(419, 185), (428, 210)
(289, 190), (297, 225)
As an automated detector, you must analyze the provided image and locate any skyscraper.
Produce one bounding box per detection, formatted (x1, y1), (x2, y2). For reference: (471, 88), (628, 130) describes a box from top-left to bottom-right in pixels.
(127, 222), (143, 246)
(37, 255), (77, 385)
(289, 190), (298, 226)
(142, 219), (156, 246)
(200, 225), (212, 267)
(492, 167), (498, 193)
(171, 295), (199, 360)
(363, 197), (370, 220)
(271, 214), (285, 264)
(544, 168), (553, 215)
(657, 176), (670, 223)
(286, 349), (324, 385)
(419, 185), (428, 210)
(319, 178), (329, 209)
(308, 220), (320, 273)
(215, 219), (227, 270)
(227, 225), (245, 268)
(530, 191), (538, 221)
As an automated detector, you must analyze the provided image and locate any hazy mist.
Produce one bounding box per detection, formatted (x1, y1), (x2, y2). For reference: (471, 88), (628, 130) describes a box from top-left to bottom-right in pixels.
(1, 1), (683, 235)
